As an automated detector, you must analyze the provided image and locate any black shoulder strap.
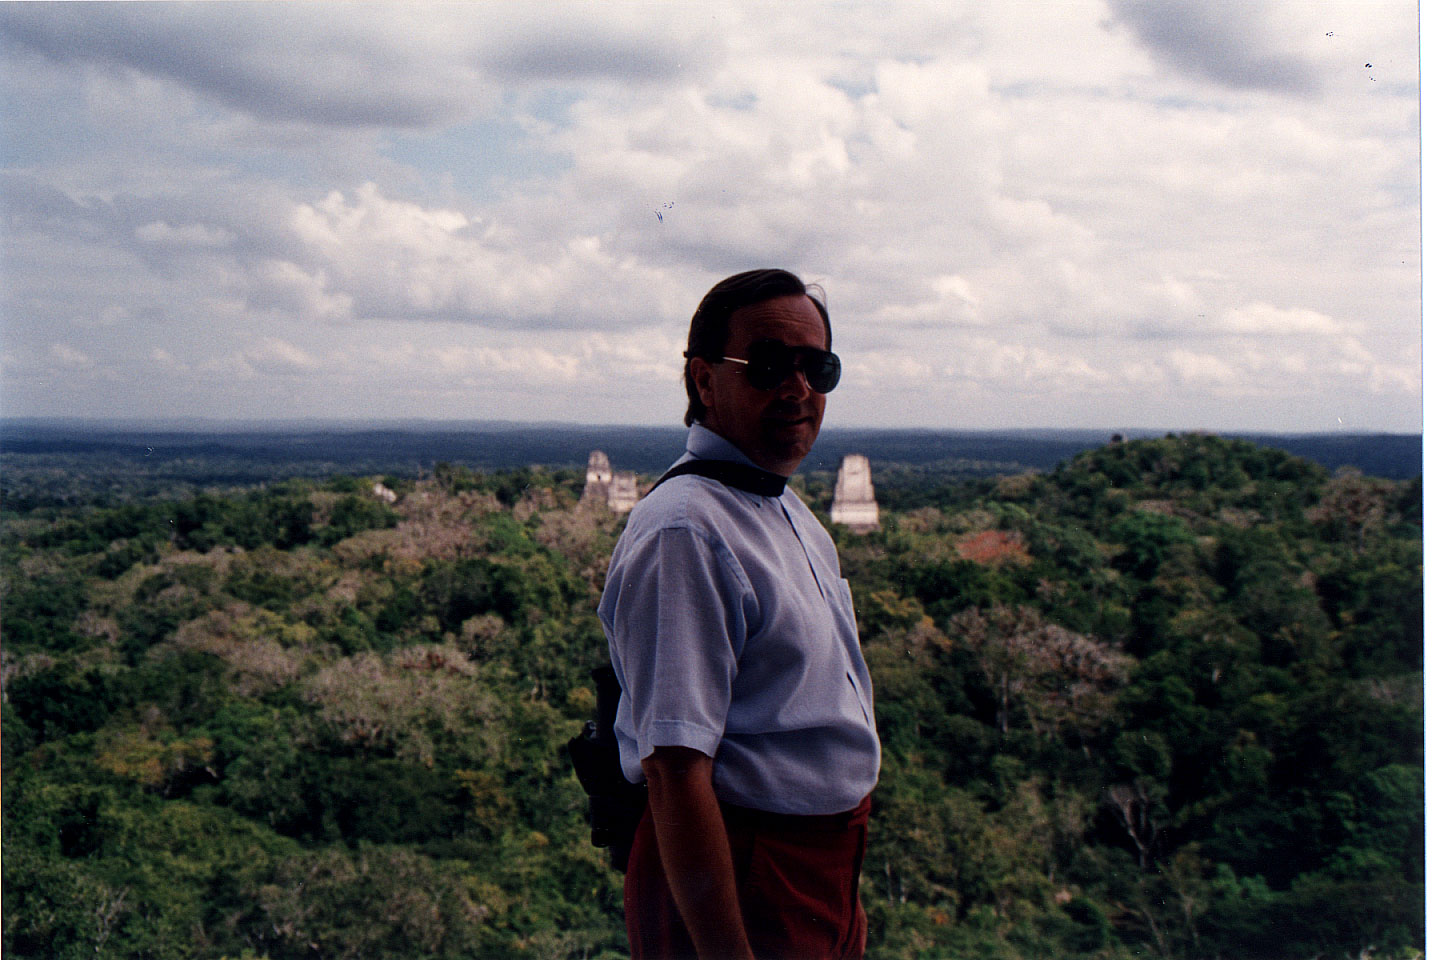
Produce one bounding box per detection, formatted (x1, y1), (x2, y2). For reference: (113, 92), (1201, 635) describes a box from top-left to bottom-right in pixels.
(648, 459), (788, 498)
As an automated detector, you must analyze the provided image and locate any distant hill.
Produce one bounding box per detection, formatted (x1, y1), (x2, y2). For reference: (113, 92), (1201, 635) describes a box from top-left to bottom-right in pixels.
(0, 420), (1420, 482)
(816, 428), (1421, 480)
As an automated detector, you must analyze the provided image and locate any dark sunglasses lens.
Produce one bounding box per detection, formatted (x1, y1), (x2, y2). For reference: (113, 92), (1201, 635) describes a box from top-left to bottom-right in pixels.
(805, 352), (841, 393)
(744, 341), (792, 390)
(744, 341), (840, 393)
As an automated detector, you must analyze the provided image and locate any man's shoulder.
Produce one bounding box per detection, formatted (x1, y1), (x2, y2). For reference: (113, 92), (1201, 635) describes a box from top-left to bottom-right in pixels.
(627, 472), (739, 534)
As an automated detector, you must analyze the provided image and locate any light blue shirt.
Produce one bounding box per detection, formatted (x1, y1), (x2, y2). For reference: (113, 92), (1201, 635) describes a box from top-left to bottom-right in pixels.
(598, 423), (881, 815)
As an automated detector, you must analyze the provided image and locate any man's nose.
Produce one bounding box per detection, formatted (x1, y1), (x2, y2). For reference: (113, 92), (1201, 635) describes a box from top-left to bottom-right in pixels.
(776, 363), (812, 400)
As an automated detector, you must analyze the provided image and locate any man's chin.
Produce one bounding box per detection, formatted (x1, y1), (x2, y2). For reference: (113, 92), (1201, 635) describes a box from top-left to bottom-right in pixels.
(758, 426), (818, 470)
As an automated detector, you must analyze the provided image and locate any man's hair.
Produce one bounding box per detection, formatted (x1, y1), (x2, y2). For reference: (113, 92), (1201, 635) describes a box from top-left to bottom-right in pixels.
(683, 269), (832, 426)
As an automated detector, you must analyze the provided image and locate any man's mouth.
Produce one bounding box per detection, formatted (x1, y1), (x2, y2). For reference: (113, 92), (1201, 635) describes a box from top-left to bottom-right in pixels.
(766, 410), (812, 428)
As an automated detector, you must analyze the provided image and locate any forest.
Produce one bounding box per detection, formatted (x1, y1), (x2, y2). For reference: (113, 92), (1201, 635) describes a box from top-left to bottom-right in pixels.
(1, 432), (1422, 959)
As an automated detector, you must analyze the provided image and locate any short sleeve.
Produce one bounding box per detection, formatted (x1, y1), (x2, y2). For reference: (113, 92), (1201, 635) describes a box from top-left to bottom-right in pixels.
(603, 524), (752, 761)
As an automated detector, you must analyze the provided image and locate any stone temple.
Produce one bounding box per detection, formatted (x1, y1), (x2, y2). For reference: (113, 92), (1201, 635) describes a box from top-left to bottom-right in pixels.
(581, 450), (637, 514)
(830, 454), (879, 532)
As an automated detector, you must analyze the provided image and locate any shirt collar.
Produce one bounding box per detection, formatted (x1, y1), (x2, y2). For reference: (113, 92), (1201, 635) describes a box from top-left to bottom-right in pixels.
(682, 424), (798, 499)
(685, 422), (767, 469)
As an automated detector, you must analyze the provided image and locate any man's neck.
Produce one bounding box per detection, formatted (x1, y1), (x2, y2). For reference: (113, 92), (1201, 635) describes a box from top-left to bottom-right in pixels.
(690, 421), (800, 477)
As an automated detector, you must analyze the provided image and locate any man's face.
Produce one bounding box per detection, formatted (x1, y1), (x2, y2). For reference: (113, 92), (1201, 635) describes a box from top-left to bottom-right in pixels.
(690, 294), (829, 475)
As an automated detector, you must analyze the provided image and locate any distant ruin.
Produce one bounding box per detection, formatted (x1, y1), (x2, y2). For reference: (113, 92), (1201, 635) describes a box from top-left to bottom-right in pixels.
(830, 454), (879, 532)
(581, 450), (637, 513)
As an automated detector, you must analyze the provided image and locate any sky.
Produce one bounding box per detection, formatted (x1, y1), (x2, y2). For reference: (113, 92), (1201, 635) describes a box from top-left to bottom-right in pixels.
(0, 1), (1420, 432)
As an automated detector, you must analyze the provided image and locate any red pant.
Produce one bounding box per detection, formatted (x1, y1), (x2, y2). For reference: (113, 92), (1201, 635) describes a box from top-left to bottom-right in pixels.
(625, 795), (870, 960)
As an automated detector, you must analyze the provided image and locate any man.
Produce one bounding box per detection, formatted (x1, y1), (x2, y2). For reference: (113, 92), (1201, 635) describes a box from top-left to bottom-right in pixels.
(598, 269), (882, 960)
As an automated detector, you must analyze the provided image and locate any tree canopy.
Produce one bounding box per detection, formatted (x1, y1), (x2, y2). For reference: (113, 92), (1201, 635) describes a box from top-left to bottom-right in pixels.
(2, 435), (1421, 959)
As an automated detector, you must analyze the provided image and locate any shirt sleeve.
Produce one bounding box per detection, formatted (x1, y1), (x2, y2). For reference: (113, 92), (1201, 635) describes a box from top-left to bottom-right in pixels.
(606, 523), (753, 761)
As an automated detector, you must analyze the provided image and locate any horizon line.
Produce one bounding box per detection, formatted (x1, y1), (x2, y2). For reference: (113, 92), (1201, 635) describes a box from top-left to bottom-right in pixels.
(0, 415), (1419, 438)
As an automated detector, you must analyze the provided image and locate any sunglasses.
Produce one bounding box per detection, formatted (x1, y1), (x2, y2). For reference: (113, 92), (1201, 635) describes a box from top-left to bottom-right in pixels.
(720, 338), (842, 394)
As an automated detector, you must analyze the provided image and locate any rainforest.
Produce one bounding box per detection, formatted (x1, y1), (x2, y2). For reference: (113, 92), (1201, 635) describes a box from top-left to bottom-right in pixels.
(1, 431), (1422, 959)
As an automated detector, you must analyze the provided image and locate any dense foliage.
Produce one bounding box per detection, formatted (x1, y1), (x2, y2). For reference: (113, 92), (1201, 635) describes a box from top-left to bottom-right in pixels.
(2, 435), (1421, 959)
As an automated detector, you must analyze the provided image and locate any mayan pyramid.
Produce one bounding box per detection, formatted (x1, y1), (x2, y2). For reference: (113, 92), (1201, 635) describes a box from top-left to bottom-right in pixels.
(581, 450), (637, 513)
(830, 454), (879, 531)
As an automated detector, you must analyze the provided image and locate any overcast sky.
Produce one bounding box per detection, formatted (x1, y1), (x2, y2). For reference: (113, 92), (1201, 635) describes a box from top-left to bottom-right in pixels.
(0, 1), (1419, 432)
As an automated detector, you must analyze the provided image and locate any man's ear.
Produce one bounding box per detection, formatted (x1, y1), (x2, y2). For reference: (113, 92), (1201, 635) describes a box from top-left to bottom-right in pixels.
(689, 356), (716, 410)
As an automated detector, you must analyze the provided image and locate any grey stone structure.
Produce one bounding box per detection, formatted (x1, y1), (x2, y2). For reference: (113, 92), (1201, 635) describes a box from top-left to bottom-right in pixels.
(582, 450), (638, 514)
(830, 454), (879, 532)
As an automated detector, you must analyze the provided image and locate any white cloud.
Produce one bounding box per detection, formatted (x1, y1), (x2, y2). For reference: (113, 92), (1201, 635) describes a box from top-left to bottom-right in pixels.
(242, 338), (320, 376)
(1212, 303), (1347, 338)
(135, 220), (235, 247)
(151, 347), (182, 368)
(956, 339), (1112, 388)
(0, 1), (1418, 430)
(430, 345), (579, 381)
(50, 343), (95, 369)
(872, 273), (985, 329)
(1107, 0), (1323, 94)
(1166, 349), (1241, 387)
(0, 4), (488, 128)
(845, 352), (940, 388)
(284, 183), (688, 328)
(249, 259), (354, 322)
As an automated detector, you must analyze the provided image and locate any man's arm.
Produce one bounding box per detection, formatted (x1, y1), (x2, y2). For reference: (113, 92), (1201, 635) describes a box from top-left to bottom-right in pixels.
(641, 746), (754, 960)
